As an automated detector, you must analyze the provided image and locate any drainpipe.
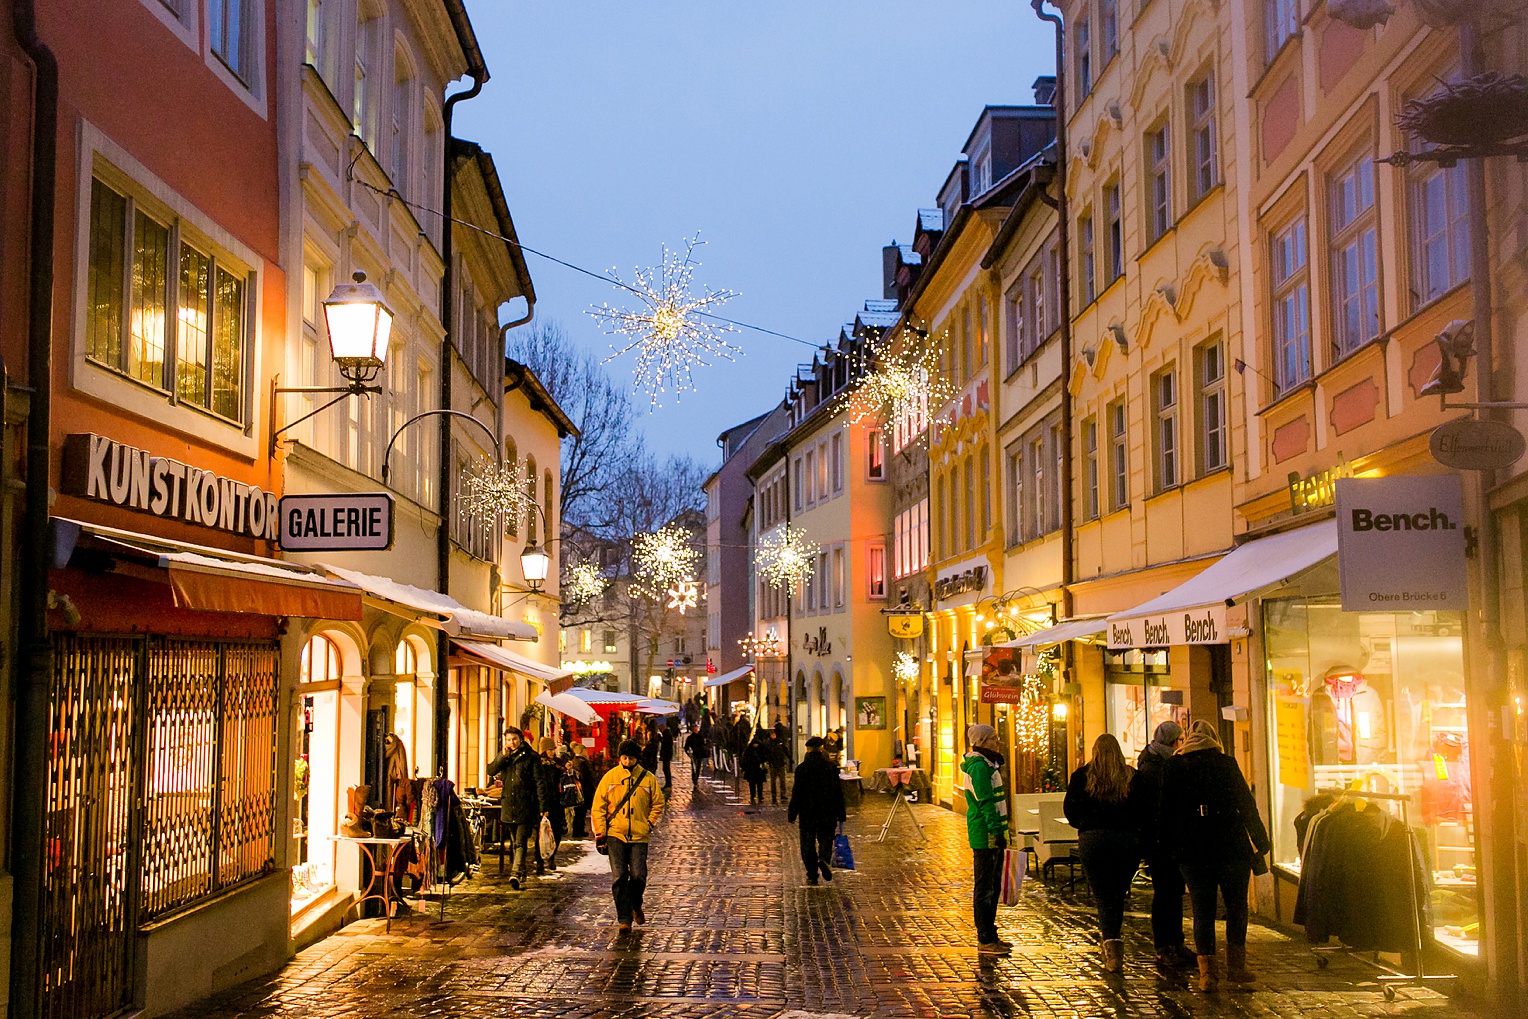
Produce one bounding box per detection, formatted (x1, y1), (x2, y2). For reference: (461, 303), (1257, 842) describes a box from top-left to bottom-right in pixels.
(1032, 0), (1077, 769)
(9, 1), (57, 1016)
(783, 446), (796, 761)
(436, 72), (484, 773)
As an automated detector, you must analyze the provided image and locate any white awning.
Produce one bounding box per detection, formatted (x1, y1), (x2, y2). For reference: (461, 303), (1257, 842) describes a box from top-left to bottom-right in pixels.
(563, 687), (646, 706)
(1107, 520), (1338, 648)
(533, 689), (601, 724)
(704, 665), (754, 689)
(454, 640), (573, 688)
(998, 616), (1107, 649)
(636, 698), (681, 715)
(320, 564), (538, 641)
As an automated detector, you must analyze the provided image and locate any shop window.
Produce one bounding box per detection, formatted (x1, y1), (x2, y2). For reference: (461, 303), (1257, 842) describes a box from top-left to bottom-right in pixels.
(1104, 648), (1182, 760)
(1263, 601), (1478, 957)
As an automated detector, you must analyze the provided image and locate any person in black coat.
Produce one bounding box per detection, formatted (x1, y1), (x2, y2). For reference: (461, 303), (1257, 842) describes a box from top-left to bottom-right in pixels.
(1063, 733), (1149, 973)
(787, 736), (845, 885)
(1160, 720), (1272, 991)
(741, 734), (768, 805)
(659, 724), (676, 789)
(683, 725), (708, 787)
(1135, 720), (1191, 968)
(569, 743), (595, 836)
(486, 727), (543, 889)
(764, 728), (789, 804)
(533, 738), (567, 871)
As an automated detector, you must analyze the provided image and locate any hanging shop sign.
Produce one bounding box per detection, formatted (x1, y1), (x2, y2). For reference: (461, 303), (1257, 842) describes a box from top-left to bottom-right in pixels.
(1430, 419), (1526, 471)
(979, 683), (1027, 705)
(61, 433), (278, 540)
(1335, 475), (1468, 611)
(934, 563), (987, 602)
(1106, 603), (1227, 649)
(886, 612), (924, 639)
(278, 493), (394, 551)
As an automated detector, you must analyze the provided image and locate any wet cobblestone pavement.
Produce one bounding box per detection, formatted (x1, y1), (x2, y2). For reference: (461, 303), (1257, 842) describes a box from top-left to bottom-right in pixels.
(172, 776), (1483, 1019)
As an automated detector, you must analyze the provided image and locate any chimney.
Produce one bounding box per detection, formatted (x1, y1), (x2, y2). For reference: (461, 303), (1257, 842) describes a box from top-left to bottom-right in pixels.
(1033, 75), (1057, 106)
(882, 244), (900, 302)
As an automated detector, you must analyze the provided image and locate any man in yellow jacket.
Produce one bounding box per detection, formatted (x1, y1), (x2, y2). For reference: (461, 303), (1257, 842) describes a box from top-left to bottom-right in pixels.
(591, 739), (667, 931)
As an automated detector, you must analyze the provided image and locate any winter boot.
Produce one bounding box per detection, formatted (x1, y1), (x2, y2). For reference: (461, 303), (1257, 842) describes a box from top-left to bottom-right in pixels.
(1226, 944), (1255, 984)
(1197, 954), (1220, 992)
(1102, 939), (1124, 973)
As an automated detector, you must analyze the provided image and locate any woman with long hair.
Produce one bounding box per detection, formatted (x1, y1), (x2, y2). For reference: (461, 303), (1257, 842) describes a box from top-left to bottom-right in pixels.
(1064, 732), (1147, 972)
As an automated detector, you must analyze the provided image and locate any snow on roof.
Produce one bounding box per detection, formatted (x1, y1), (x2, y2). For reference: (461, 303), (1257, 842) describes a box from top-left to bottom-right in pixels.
(898, 244), (923, 266)
(856, 310), (901, 330)
(863, 299), (897, 314)
(918, 208), (944, 231)
(321, 564), (539, 641)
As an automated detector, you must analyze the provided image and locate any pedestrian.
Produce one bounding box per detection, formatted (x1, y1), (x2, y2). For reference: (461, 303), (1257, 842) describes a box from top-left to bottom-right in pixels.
(533, 737), (567, 870)
(1135, 720), (1192, 969)
(590, 739), (667, 932)
(569, 742), (595, 837)
(486, 726), (541, 890)
(960, 723), (1011, 953)
(824, 726), (844, 765)
(1064, 733), (1146, 973)
(741, 734), (767, 805)
(765, 727), (789, 804)
(659, 723), (675, 789)
(1160, 720), (1272, 992)
(773, 715), (791, 764)
(684, 724), (707, 787)
(786, 735), (845, 885)
(640, 728), (660, 773)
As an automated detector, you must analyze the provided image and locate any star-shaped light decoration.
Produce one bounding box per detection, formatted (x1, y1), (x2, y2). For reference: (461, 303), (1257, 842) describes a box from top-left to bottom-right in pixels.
(589, 236), (742, 408)
(562, 560), (608, 607)
(459, 456), (530, 521)
(893, 651), (920, 685)
(631, 523), (702, 598)
(666, 580), (700, 615)
(831, 335), (955, 427)
(756, 523), (820, 591)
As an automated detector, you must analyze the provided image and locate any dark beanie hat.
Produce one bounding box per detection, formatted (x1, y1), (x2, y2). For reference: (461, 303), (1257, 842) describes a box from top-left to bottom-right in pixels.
(805, 736), (824, 749)
(618, 739), (642, 758)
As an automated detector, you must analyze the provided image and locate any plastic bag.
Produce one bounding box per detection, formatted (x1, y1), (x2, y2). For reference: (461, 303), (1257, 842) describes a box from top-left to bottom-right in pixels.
(999, 846), (1025, 906)
(832, 824), (855, 870)
(538, 815), (556, 861)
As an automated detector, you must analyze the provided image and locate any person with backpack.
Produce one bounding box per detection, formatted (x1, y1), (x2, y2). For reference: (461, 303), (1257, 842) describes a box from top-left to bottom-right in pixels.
(1134, 720), (1192, 969)
(1160, 720), (1272, 991)
(1064, 733), (1148, 973)
(960, 724), (1011, 953)
(591, 739), (667, 932)
(787, 736), (845, 885)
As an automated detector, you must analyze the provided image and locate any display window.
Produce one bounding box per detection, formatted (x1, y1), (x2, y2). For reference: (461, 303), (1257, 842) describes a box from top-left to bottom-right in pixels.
(1104, 649), (1184, 760)
(1263, 600), (1479, 957)
(292, 634), (340, 914)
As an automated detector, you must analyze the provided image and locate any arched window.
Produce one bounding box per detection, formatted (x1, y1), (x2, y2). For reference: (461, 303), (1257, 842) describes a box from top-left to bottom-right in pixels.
(525, 456), (538, 544)
(543, 469), (554, 545)
(503, 438), (519, 537)
(301, 633), (341, 684)
(395, 639), (418, 677)
(391, 43), (415, 196)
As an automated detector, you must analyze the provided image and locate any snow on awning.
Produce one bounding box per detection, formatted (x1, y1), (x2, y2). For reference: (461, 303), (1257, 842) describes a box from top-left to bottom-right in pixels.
(704, 665), (754, 689)
(160, 551), (364, 620)
(454, 640), (573, 690)
(534, 689), (600, 724)
(320, 564), (538, 641)
(1107, 520), (1338, 649)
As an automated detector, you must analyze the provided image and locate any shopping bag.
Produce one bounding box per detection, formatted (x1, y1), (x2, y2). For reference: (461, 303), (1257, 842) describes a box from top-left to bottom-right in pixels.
(538, 815), (556, 860)
(999, 846), (1025, 906)
(832, 825), (855, 870)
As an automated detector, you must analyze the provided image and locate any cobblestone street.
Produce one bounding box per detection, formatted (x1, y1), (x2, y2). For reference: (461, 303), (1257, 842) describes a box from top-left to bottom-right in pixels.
(172, 778), (1484, 1019)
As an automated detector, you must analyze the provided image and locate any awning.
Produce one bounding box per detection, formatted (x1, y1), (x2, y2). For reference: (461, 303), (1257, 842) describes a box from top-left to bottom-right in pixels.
(321, 564), (538, 641)
(998, 616), (1107, 649)
(534, 689), (601, 724)
(636, 698), (681, 715)
(563, 687), (646, 707)
(1107, 520), (1338, 648)
(704, 665), (754, 689)
(454, 640), (574, 692)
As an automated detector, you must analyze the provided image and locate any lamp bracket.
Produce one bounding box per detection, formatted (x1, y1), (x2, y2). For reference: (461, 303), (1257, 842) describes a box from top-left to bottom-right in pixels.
(269, 382), (381, 455)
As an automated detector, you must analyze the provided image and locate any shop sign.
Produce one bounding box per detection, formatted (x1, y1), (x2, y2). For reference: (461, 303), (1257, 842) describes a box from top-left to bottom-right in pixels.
(1430, 419), (1526, 471)
(1274, 696), (1311, 791)
(1288, 457), (1352, 515)
(61, 432), (278, 540)
(979, 683), (1027, 705)
(934, 563), (987, 602)
(1107, 604), (1227, 649)
(1335, 476), (1468, 611)
(803, 627), (833, 656)
(887, 612), (924, 639)
(278, 493), (393, 551)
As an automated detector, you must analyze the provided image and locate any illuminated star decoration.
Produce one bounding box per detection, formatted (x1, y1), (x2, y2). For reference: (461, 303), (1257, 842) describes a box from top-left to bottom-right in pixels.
(631, 523), (702, 599)
(666, 580), (700, 615)
(756, 523), (820, 591)
(459, 456), (531, 520)
(562, 560), (608, 606)
(589, 235), (742, 409)
(893, 651), (920, 685)
(832, 335), (955, 426)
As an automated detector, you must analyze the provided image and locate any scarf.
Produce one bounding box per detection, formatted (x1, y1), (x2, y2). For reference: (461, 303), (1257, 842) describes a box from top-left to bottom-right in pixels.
(1180, 720), (1224, 755)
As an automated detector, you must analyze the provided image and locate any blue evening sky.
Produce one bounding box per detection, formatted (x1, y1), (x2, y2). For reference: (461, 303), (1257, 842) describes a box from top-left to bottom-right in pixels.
(458, 1), (1056, 465)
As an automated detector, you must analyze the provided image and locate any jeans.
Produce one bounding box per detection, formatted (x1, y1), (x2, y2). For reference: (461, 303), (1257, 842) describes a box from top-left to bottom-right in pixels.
(972, 847), (1003, 942)
(1078, 829), (1141, 940)
(507, 822), (536, 879)
(607, 837), (650, 922)
(748, 777), (764, 803)
(769, 764), (787, 804)
(1146, 853), (1186, 952)
(1180, 857), (1252, 955)
(798, 819), (835, 878)
(690, 755), (704, 786)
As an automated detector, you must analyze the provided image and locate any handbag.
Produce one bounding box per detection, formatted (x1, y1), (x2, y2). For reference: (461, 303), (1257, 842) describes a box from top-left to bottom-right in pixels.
(596, 766), (646, 856)
(560, 772), (583, 808)
(832, 823), (855, 870)
(999, 846), (1025, 906)
(538, 815), (557, 859)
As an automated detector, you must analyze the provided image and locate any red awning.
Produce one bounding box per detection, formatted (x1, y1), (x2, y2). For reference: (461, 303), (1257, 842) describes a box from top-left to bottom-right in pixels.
(163, 553), (363, 620)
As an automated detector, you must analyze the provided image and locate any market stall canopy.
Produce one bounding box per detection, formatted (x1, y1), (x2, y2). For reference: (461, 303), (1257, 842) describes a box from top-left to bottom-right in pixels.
(635, 698), (681, 715)
(998, 617), (1107, 649)
(533, 689), (600, 724)
(1107, 520), (1338, 648)
(704, 665), (754, 689)
(454, 639), (574, 692)
(51, 517), (364, 620)
(562, 687), (646, 707)
(321, 564), (538, 641)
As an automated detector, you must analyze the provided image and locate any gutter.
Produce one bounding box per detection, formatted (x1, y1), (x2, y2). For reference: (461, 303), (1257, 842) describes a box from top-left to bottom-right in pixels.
(9, 0), (57, 1015)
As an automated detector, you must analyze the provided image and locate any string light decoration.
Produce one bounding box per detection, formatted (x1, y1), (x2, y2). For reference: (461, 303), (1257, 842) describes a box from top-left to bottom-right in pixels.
(831, 334), (956, 427)
(1015, 678), (1052, 754)
(562, 560), (608, 606)
(589, 236), (742, 408)
(755, 524), (820, 590)
(459, 456), (531, 520)
(666, 580), (700, 615)
(631, 523), (702, 597)
(893, 651), (920, 685)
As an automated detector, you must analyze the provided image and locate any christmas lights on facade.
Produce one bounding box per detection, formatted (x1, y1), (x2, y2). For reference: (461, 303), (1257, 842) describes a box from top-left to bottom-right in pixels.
(755, 523), (820, 590)
(831, 335), (954, 428)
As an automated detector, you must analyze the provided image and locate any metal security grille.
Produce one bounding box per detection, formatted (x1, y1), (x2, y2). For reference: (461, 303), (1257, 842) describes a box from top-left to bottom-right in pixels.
(44, 634), (280, 1019)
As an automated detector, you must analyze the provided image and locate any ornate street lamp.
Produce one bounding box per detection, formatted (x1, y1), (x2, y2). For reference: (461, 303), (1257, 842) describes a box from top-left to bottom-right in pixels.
(520, 544), (551, 592)
(322, 271), (393, 387)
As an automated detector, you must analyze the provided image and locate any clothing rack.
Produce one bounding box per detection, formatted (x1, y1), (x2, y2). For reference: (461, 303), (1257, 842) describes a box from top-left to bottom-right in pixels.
(1310, 788), (1458, 1001)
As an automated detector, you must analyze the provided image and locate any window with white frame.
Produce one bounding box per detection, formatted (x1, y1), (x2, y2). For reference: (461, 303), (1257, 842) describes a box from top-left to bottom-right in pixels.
(84, 176), (251, 423)
(1076, 10), (1093, 101)
(1271, 217), (1311, 390)
(793, 456), (804, 510)
(1329, 150), (1380, 359)
(210, 0), (255, 84)
(1101, 0), (1119, 63)
(963, 457), (976, 551)
(1105, 181), (1123, 284)
(979, 449), (991, 543)
(1409, 155), (1470, 306)
(1189, 74), (1218, 203)
(977, 301), (989, 368)
(934, 475), (945, 561)
(1109, 398), (1129, 510)
(1079, 210), (1096, 304)
(818, 551), (830, 609)
(1027, 436), (1045, 538)
(392, 48), (415, 198)
(1028, 256), (1049, 347)
(1198, 338), (1228, 474)
(1004, 282), (1023, 371)
(866, 428), (884, 480)
(831, 432), (844, 491)
(891, 386), (926, 454)
(1147, 121), (1172, 241)
(817, 440), (829, 498)
(867, 541), (887, 599)
(1048, 424), (1063, 532)
(1084, 417), (1100, 519)
(1153, 366), (1179, 492)
(1266, 0), (1300, 62)
(832, 547), (845, 608)
(354, 5), (381, 153)
(305, 0), (330, 80)
(1007, 448), (1023, 545)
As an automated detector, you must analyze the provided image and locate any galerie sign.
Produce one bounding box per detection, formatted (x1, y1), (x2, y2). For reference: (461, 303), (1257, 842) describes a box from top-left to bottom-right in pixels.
(1107, 604), (1227, 649)
(279, 493), (394, 551)
(62, 433), (278, 540)
(1335, 476), (1468, 612)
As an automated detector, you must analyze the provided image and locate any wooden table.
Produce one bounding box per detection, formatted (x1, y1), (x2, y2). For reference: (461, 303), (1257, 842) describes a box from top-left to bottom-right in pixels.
(332, 835), (413, 932)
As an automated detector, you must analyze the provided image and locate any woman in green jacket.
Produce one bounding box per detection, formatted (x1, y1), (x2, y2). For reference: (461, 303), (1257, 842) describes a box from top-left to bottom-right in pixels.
(960, 724), (1011, 952)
